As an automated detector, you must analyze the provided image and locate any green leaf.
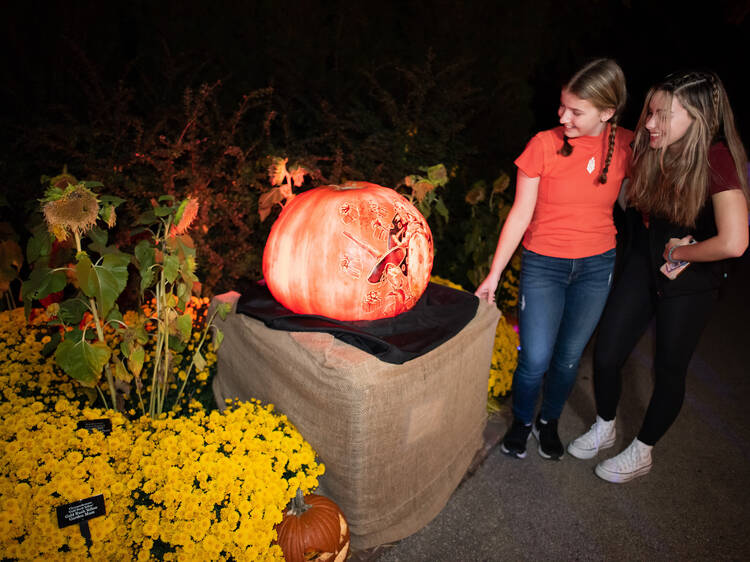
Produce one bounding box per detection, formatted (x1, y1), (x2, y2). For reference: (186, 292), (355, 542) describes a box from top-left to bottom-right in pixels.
(154, 206), (173, 217)
(88, 226), (108, 249)
(58, 298), (89, 325)
(434, 197), (450, 221)
(176, 236), (196, 260)
(76, 253), (130, 318)
(42, 330), (62, 357)
(97, 254), (130, 317)
(22, 266), (67, 302)
(417, 200), (431, 219)
(106, 307), (123, 325)
(99, 195), (125, 208)
(134, 239), (155, 266)
(193, 350), (206, 372)
(135, 323), (150, 345)
(39, 186), (65, 203)
(55, 337), (111, 387)
(217, 303), (232, 321)
(173, 199), (189, 226)
(158, 195), (176, 202)
(80, 387), (98, 406)
(134, 240), (156, 293)
(212, 328), (224, 351)
(176, 282), (189, 301)
(26, 226), (53, 265)
(168, 334), (186, 353)
(180, 269), (198, 288)
(163, 255), (180, 284)
(176, 313), (193, 342)
(75, 254), (96, 298)
(426, 164), (448, 186)
(128, 344), (145, 377)
(135, 209), (157, 226)
(113, 356), (132, 382)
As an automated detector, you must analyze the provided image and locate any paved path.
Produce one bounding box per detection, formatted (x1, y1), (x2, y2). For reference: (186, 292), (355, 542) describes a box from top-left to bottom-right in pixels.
(373, 252), (750, 561)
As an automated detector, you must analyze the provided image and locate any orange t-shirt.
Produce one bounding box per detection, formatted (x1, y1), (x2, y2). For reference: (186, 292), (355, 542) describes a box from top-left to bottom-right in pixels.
(514, 125), (634, 258)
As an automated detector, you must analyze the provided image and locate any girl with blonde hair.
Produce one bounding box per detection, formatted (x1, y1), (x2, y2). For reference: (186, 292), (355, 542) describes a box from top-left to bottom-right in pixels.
(568, 70), (749, 482)
(476, 58), (632, 460)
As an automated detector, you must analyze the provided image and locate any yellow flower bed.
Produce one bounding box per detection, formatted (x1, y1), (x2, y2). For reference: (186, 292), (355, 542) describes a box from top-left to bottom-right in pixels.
(0, 306), (324, 560)
(430, 276), (518, 398)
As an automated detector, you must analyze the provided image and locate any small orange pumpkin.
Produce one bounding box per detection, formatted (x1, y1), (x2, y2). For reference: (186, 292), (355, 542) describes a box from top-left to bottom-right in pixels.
(263, 182), (433, 321)
(276, 489), (350, 562)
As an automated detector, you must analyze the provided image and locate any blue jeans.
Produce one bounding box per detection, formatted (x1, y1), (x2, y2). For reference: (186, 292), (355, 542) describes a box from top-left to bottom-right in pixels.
(512, 247), (616, 424)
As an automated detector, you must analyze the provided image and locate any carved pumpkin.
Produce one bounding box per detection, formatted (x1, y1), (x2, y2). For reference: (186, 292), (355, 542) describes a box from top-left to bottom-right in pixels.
(263, 182), (433, 321)
(276, 489), (350, 562)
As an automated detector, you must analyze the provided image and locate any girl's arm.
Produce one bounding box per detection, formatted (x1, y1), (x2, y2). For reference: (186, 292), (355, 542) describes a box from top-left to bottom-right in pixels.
(664, 189), (749, 263)
(475, 170), (540, 302)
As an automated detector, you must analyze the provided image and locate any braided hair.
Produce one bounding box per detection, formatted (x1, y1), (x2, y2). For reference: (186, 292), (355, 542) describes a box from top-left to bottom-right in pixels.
(628, 70), (749, 226)
(557, 59), (627, 184)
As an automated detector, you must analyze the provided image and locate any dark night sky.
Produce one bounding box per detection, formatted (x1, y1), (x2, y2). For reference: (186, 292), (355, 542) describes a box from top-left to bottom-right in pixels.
(1, 0), (749, 187)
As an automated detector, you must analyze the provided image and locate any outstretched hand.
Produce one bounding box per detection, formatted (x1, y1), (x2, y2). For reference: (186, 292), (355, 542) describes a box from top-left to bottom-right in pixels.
(474, 275), (500, 304)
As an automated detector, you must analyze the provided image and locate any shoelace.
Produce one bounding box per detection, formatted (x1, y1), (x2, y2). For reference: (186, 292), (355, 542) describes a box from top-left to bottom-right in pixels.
(591, 422), (605, 447)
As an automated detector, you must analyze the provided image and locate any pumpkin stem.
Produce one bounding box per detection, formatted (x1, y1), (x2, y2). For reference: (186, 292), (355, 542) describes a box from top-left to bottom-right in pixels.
(289, 488), (311, 516)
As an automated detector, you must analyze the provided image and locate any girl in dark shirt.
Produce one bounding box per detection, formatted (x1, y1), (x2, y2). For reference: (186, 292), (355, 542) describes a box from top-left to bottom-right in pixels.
(568, 70), (750, 483)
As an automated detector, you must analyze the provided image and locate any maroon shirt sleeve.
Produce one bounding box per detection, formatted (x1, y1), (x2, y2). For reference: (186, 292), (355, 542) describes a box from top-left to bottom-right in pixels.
(708, 143), (742, 195)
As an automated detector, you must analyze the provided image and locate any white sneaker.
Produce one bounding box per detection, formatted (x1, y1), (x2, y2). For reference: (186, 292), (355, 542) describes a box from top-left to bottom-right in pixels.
(567, 416), (616, 459)
(595, 438), (653, 483)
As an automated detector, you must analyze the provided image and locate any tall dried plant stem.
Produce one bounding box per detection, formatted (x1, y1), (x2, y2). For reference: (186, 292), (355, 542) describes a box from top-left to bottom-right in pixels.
(148, 217), (173, 418)
(173, 306), (220, 407)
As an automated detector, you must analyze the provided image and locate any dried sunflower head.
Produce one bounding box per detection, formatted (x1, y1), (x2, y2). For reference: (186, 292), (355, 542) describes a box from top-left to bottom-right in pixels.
(42, 183), (100, 241)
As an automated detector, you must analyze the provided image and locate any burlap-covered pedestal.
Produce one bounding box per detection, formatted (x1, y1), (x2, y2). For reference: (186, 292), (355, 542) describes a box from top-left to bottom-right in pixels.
(211, 292), (500, 549)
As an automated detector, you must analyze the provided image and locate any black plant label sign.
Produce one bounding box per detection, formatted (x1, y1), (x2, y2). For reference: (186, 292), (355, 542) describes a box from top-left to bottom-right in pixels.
(56, 494), (106, 546)
(76, 418), (112, 435)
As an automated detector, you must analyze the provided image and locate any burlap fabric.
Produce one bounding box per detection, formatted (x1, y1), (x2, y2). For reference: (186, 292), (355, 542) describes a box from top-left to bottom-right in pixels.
(211, 292), (500, 549)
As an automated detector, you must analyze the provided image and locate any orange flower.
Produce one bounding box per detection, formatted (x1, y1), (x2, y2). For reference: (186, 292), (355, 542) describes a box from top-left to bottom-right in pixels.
(172, 198), (199, 236)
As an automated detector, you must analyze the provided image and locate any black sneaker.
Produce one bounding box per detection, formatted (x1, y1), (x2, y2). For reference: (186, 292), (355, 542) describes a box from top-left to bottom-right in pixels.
(500, 418), (532, 459)
(532, 416), (564, 460)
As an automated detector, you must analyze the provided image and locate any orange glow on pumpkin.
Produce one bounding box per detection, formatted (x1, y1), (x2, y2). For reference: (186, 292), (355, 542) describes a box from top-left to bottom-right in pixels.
(262, 182), (433, 321)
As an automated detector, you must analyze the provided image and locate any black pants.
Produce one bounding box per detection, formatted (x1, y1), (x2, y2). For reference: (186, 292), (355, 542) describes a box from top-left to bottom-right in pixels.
(593, 230), (717, 445)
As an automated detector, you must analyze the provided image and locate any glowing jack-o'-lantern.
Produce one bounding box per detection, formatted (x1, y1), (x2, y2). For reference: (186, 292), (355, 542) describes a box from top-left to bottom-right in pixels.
(262, 182), (433, 321)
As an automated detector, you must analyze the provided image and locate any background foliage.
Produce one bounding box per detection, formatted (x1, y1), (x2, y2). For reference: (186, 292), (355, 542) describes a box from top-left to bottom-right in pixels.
(1, 0), (747, 298)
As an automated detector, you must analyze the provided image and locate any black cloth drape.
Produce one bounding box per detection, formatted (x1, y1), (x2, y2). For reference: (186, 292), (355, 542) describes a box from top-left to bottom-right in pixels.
(235, 281), (479, 364)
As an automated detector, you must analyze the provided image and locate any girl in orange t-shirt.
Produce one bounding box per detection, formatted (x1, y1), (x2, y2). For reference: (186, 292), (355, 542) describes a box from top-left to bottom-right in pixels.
(475, 58), (632, 460)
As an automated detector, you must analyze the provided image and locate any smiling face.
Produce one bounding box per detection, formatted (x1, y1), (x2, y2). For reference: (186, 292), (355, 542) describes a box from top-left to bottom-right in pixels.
(644, 90), (695, 148)
(558, 89), (615, 138)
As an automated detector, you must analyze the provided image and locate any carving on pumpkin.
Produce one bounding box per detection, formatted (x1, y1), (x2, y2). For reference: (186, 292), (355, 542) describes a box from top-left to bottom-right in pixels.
(362, 290), (381, 313)
(339, 202), (359, 225)
(367, 199), (390, 241)
(263, 183), (433, 321)
(339, 254), (362, 279)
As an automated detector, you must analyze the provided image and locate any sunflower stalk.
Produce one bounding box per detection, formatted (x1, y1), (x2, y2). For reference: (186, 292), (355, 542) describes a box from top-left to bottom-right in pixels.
(155, 215), (173, 417)
(74, 230), (119, 412)
(173, 304), (220, 407)
(24, 174), (221, 418)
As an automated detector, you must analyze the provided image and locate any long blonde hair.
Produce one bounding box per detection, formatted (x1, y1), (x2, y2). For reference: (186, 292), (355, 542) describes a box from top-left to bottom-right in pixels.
(628, 71), (749, 226)
(558, 58), (627, 184)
